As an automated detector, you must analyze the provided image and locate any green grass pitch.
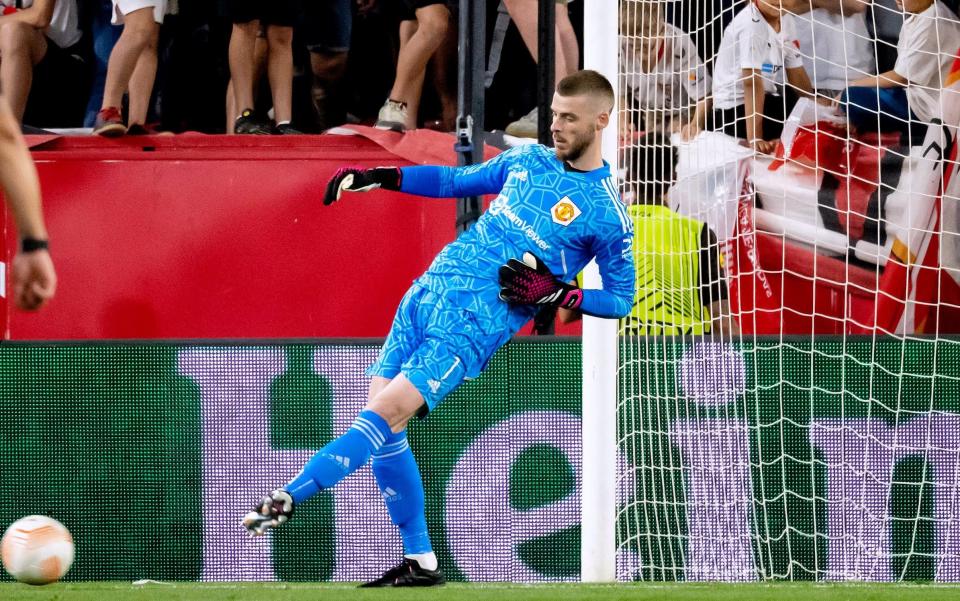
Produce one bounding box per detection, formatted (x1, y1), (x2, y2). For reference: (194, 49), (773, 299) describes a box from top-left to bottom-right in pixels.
(4, 582), (960, 601)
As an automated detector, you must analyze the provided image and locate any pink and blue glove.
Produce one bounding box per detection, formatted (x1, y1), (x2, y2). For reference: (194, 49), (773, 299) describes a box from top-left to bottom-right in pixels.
(498, 252), (583, 309)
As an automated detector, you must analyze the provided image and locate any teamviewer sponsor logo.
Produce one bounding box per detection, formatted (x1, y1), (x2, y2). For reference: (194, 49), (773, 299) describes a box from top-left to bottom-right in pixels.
(488, 197), (550, 251)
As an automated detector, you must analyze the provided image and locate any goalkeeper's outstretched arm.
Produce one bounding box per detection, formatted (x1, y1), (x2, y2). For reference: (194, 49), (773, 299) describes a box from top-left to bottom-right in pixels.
(323, 147), (527, 204)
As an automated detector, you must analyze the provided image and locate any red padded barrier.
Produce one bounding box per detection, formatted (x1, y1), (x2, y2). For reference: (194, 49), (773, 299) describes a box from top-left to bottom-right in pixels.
(8, 130), (505, 340)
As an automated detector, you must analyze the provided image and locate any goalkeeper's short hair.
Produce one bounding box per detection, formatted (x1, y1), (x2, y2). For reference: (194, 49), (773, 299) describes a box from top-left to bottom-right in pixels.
(630, 131), (677, 204)
(557, 70), (615, 113)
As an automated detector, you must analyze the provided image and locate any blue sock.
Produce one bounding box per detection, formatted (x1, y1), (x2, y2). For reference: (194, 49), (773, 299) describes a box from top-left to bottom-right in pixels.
(372, 430), (433, 555)
(287, 410), (393, 504)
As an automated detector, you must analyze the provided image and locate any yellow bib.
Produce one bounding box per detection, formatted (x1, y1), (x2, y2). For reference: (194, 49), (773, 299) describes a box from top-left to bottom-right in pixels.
(621, 204), (710, 336)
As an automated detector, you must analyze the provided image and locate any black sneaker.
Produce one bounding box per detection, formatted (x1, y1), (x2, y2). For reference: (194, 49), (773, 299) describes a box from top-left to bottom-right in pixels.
(125, 123), (150, 136)
(275, 123), (304, 135)
(360, 558), (445, 588)
(234, 109), (275, 135)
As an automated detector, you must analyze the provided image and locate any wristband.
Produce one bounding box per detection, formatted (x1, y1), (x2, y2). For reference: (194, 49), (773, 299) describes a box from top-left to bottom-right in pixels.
(370, 167), (402, 191)
(20, 238), (49, 253)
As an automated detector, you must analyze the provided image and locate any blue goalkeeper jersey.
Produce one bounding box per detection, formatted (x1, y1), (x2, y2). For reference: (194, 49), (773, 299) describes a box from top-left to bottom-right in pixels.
(399, 143), (635, 363)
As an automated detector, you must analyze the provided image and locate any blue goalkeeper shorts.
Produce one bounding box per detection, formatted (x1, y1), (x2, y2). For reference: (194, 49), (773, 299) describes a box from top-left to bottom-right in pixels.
(367, 284), (503, 411)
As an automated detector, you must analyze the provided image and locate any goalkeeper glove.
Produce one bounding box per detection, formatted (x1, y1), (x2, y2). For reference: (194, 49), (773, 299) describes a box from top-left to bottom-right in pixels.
(498, 252), (583, 309)
(323, 166), (401, 205)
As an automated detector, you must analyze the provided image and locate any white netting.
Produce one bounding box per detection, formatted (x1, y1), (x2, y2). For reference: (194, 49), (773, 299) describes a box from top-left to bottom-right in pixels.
(614, 0), (960, 582)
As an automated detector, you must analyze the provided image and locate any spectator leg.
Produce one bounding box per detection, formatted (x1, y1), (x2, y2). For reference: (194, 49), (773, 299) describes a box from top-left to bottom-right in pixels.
(102, 7), (159, 114)
(0, 22), (47, 122)
(310, 50), (348, 129)
(502, 0), (571, 83)
(396, 19), (423, 129)
(127, 21), (160, 127)
(225, 37), (268, 133)
(311, 51), (348, 84)
(225, 80), (234, 133)
(388, 3), (450, 129)
(265, 25), (294, 125)
(555, 2), (579, 78)
(228, 20), (262, 119)
(428, 20), (457, 130)
(84, 0), (122, 128)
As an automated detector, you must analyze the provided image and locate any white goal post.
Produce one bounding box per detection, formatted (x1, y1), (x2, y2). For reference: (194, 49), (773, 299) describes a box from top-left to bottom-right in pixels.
(581, 0), (620, 583)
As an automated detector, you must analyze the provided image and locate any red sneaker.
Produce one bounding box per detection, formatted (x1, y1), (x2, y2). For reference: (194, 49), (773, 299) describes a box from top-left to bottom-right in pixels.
(93, 107), (126, 137)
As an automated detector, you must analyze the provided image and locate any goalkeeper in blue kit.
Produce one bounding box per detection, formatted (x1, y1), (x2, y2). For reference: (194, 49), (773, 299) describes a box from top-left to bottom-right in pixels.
(242, 70), (634, 586)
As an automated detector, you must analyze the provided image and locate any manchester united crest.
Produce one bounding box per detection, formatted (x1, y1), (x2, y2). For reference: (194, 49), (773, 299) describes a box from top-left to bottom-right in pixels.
(551, 196), (581, 226)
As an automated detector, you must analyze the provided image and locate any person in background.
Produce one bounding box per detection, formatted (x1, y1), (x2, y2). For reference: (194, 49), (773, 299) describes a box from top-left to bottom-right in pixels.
(0, 0), (82, 124)
(0, 94), (55, 310)
(684, 0), (818, 154)
(303, 0), (352, 131)
(83, 0), (121, 129)
(375, 0), (450, 131)
(223, 24), (266, 134)
(619, 0), (711, 135)
(503, 0), (580, 138)
(786, 0), (876, 97)
(223, 0), (301, 134)
(92, 0), (168, 136)
(837, 0), (960, 135)
(425, 2), (457, 132)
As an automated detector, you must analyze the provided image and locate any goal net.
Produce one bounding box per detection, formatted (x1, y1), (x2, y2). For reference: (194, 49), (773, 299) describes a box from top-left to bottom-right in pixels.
(613, 0), (960, 581)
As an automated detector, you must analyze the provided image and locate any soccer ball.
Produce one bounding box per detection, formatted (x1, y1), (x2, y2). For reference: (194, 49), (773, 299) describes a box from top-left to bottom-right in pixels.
(1, 515), (74, 585)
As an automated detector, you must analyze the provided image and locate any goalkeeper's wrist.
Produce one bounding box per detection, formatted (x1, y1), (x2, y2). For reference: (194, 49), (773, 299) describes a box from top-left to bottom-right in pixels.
(368, 167), (402, 191)
(553, 282), (584, 310)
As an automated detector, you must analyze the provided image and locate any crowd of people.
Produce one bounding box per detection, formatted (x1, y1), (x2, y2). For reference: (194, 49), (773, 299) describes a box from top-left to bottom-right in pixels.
(2, 0), (585, 135)
(615, 0), (960, 337)
(620, 0), (960, 150)
(7, 0), (959, 142)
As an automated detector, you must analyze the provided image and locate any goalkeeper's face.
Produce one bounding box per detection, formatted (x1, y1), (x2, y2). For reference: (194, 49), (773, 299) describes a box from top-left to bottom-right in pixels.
(550, 92), (610, 163)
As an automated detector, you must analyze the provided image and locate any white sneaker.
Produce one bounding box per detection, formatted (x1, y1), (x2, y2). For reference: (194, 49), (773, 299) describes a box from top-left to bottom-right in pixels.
(505, 107), (539, 138)
(375, 99), (408, 132)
